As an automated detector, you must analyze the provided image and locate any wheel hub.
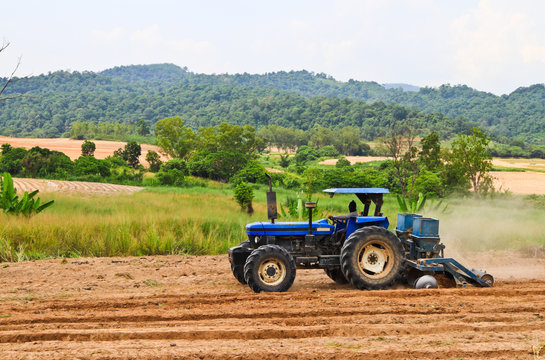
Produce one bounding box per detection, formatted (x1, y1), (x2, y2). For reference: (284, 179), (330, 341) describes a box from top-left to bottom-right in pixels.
(258, 258), (286, 286)
(360, 244), (389, 275)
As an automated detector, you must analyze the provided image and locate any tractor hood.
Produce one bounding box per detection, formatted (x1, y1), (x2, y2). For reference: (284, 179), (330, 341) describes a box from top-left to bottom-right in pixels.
(246, 219), (334, 236)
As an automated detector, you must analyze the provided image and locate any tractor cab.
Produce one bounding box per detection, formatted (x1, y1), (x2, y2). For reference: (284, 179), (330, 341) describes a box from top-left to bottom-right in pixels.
(322, 188), (390, 240)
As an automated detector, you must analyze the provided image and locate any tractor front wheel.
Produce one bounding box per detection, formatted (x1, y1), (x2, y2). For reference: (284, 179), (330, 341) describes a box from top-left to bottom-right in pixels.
(324, 268), (349, 284)
(341, 226), (405, 290)
(244, 245), (296, 293)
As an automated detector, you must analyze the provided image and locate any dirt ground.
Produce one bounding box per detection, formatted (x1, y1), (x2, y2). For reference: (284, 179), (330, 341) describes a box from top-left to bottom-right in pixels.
(0, 136), (165, 166)
(12, 177), (142, 195)
(0, 253), (544, 359)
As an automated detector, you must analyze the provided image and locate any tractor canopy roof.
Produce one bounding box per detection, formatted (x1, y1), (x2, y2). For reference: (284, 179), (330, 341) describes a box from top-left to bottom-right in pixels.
(322, 188), (389, 216)
(322, 188), (389, 197)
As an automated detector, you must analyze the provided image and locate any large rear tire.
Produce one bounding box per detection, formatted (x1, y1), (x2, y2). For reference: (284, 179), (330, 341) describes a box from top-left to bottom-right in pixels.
(229, 240), (251, 285)
(341, 226), (405, 290)
(244, 245), (296, 293)
(324, 268), (349, 284)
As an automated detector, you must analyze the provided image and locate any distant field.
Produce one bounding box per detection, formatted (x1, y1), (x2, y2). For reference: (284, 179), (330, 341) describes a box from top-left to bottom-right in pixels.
(320, 156), (545, 195)
(13, 177), (141, 195)
(0, 136), (165, 165)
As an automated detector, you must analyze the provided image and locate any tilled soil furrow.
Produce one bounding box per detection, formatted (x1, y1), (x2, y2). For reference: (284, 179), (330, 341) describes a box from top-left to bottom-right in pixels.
(1, 322), (543, 343)
(0, 255), (544, 359)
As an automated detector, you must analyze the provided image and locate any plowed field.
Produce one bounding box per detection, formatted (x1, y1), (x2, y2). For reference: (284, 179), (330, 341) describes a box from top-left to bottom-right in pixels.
(12, 177), (141, 194)
(1, 254), (544, 359)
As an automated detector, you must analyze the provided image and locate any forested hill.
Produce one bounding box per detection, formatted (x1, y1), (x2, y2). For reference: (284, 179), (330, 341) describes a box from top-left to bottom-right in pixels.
(1, 63), (544, 142)
(101, 64), (545, 142)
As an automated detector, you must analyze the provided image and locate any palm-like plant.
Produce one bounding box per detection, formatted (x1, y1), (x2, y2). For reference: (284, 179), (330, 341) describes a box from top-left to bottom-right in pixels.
(0, 173), (54, 216)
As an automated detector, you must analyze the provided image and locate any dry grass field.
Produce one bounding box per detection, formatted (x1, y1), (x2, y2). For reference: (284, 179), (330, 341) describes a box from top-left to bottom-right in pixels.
(0, 136), (165, 166)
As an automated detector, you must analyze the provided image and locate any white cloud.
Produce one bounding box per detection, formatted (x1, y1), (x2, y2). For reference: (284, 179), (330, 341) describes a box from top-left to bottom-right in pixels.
(91, 27), (125, 46)
(450, 0), (545, 93)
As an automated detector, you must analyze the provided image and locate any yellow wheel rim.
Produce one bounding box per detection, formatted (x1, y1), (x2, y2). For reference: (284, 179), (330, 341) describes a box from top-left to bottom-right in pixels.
(258, 257), (286, 286)
(357, 240), (394, 279)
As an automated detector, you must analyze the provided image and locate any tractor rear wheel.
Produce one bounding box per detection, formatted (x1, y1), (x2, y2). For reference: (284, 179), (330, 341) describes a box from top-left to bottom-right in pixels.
(341, 226), (405, 290)
(230, 240), (251, 285)
(244, 245), (296, 293)
(324, 268), (349, 284)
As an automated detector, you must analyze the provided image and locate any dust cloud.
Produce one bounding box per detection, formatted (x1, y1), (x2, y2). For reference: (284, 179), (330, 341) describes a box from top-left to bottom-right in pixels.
(419, 197), (545, 280)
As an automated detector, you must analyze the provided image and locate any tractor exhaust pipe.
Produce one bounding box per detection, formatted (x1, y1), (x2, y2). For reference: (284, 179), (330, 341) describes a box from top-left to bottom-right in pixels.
(305, 202), (316, 235)
(265, 174), (277, 224)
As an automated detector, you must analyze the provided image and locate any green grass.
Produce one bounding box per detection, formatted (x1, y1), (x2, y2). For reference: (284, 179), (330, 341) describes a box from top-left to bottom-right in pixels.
(0, 184), (543, 262)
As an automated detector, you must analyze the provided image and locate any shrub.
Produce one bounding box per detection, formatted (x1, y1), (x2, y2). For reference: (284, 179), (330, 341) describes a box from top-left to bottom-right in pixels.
(145, 150), (162, 172)
(81, 140), (96, 157)
(234, 182), (254, 214)
(318, 145), (339, 157)
(74, 156), (111, 177)
(230, 160), (268, 185)
(160, 158), (188, 175)
(335, 156), (351, 168)
(156, 168), (185, 186)
(294, 145), (319, 165)
(413, 170), (443, 198)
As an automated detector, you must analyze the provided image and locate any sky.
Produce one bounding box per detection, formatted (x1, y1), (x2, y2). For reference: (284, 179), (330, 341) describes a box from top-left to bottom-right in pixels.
(1, 0), (545, 95)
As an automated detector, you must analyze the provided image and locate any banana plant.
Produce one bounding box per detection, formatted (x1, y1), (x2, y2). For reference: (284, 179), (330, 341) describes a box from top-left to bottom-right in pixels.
(396, 192), (427, 213)
(0, 173), (54, 216)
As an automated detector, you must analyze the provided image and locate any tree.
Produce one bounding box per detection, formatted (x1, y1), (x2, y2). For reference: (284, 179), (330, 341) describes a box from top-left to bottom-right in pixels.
(420, 132), (442, 171)
(113, 141), (142, 168)
(155, 117), (195, 159)
(449, 128), (493, 196)
(145, 150), (162, 172)
(124, 141), (141, 169)
(382, 125), (420, 197)
(81, 140), (96, 157)
(136, 120), (150, 136)
(234, 182), (254, 214)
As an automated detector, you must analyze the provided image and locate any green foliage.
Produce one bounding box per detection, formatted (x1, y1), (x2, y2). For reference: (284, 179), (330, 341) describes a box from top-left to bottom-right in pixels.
(413, 171), (443, 198)
(156, 168), (185, 187)
(335, 156), (351, 168)
(124, 141), (141, 168)
(278, 153), (291, 168)
(21, 147), (74, 178)
(0, 172), (54, 216)
(420, 132), (442, 171)
(74, 156), (111, 177)
(317, 145), (339, 157)
(449, 128), (493, 196)
(294, 145), (319, 165)
(396, 193), (426, 213)
(161, 158), (188, 175)
(145, 150), (162, 172)
(230, 161), (268, 185)
(81, 140), (96, 157)
(155, 117), (195, 159)
(234, 182), (254, 214)
(113, 141), (142, 169)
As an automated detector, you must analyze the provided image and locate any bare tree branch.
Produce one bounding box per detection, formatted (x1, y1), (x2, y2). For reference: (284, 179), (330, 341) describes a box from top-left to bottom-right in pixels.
(1, 41), (25, 102)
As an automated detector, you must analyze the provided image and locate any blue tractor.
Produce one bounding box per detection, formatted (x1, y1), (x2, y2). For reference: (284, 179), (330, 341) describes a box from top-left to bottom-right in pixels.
(228, 181), (493, 293)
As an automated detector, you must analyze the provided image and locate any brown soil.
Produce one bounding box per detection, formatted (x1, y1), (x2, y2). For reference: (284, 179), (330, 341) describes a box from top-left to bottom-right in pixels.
(12, 177), (141, 194)
(1, 253), (544, 359)
(0, 136), (166, 166)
